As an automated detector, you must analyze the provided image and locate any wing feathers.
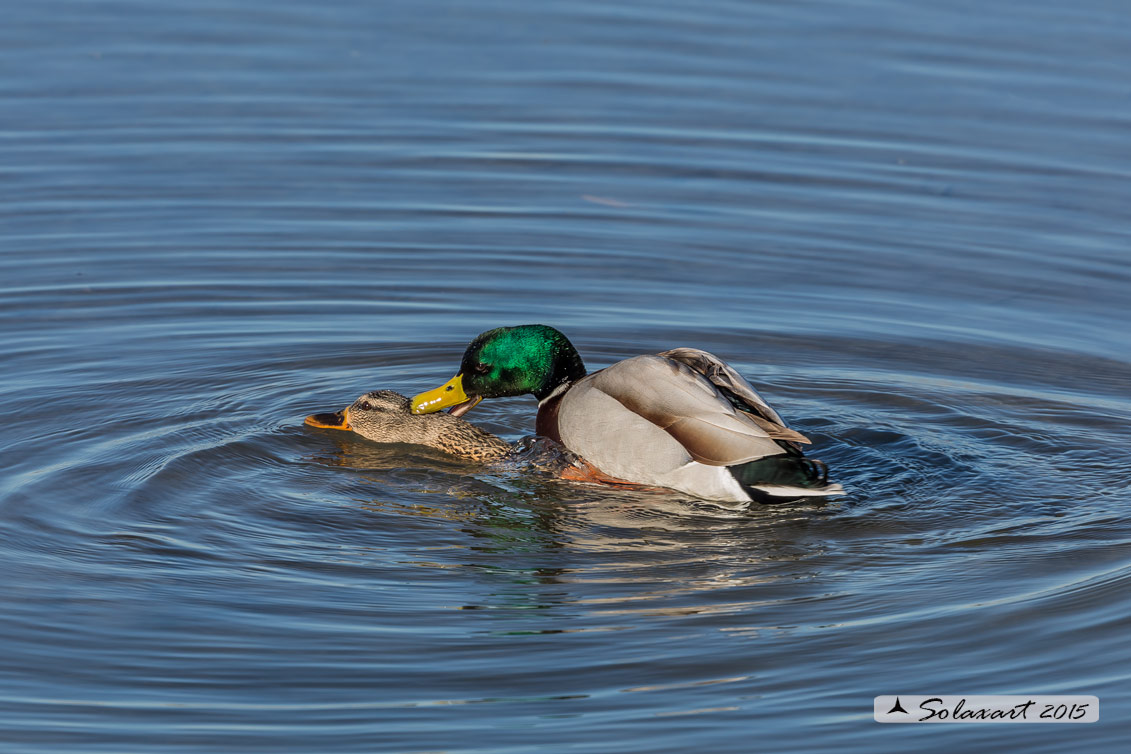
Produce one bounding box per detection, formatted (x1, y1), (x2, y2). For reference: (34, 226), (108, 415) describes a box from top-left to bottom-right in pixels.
(659, 347), (786, 425)
(585, 355), (800, 466)
(665, 418), (770, 465)
(742, 413), (811, 444)
(658, 347), (810, 445)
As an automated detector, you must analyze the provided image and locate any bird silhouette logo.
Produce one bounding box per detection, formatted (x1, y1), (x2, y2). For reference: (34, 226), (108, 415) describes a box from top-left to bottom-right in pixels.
(887, 697), (909, 714)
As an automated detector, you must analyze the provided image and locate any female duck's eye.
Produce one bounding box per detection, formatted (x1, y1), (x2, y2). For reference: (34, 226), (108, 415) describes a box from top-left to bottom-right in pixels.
(360, 401), (372, 411)
(473, 362), (490, 375)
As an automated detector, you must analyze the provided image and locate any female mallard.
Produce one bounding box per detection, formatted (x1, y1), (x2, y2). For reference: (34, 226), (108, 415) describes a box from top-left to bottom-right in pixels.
(306, 390), (511, 462)
(410, 325), (843, 503)
(305, 389), (623, 482)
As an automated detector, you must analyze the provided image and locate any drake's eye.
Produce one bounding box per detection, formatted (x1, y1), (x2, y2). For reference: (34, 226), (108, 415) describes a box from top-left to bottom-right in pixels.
(360, 401), (372, 411)
(473, 362), (490, 375)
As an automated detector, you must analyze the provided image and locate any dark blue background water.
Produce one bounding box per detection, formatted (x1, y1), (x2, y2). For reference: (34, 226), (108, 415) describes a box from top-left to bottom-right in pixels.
(2, 1), (1129, 751)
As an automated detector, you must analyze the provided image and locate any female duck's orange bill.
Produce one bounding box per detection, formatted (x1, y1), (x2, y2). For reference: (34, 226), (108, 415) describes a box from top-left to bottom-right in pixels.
(304, 408), (351, 430)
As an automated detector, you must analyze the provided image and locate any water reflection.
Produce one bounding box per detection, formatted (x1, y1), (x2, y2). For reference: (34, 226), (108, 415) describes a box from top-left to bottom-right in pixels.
(302, 429), (848, 626)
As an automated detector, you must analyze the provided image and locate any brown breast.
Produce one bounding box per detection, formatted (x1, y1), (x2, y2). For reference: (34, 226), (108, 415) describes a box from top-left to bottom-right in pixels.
(535, 390), (565, 444)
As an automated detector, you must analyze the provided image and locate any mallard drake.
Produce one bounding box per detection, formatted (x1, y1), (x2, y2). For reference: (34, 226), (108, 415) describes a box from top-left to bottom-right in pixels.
(305, 390), (511, 463)
(411, 325), (843, 503)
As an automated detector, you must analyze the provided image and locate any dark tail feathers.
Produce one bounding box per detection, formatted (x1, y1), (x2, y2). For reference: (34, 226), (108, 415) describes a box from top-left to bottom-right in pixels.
(728, 455), (839, 504)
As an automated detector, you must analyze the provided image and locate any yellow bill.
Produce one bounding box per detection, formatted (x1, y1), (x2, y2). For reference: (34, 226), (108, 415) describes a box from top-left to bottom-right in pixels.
(411, 373), (483, 416)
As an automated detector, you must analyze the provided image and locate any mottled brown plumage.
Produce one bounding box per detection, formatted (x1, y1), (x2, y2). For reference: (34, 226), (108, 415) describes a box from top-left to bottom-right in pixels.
(305, 390), (510, 462)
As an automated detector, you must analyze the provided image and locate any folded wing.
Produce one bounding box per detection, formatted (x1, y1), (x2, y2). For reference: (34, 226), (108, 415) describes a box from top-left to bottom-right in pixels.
(585, 354), (807, 467)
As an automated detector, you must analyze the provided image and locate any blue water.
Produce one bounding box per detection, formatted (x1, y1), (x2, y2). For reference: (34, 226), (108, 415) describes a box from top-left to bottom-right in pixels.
(2, 1), (1129, 751)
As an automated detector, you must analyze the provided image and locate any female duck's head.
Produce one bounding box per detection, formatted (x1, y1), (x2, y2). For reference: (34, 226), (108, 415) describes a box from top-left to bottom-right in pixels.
(411, 325), (586, 415)
(305, 389), (418, 441)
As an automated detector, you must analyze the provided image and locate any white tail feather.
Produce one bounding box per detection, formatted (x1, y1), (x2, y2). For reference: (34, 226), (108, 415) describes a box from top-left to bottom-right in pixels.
(751, 483), (845, 498)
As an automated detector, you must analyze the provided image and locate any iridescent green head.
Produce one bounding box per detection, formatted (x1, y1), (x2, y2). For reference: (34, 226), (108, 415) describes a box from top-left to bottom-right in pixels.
(411, 325), (586, 415)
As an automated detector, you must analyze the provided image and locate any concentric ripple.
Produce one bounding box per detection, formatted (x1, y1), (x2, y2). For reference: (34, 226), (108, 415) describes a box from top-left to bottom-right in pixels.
(3, 0), (1131, 751)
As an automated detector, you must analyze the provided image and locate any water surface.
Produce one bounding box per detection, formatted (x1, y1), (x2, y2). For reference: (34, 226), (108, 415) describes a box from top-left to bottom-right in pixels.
(2, 0), (1129, 751)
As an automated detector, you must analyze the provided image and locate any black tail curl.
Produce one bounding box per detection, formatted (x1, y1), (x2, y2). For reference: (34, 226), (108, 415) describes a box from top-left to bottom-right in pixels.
(728, 455), (831, 505)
